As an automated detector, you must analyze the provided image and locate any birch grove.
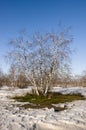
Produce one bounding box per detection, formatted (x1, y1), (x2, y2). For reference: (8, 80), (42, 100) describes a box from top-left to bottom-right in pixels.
(8, 28), (73, 95)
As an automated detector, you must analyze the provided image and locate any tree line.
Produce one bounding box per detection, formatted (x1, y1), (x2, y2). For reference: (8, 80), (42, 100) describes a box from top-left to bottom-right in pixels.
(0, 68), (86, 89)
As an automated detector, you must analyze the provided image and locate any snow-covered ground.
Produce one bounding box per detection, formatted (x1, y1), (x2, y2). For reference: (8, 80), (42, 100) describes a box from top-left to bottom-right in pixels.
(0, 86), (86, 130)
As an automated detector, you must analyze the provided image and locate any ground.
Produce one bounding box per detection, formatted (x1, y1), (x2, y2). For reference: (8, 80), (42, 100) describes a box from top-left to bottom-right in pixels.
(0, 86), (86, 130)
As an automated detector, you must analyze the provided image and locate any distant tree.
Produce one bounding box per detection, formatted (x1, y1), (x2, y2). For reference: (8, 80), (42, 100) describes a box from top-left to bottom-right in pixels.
(0, 69), (8, 86)
(80, 71), (86, 87)
(8, 64), (17, 87)
(7, 28), (73, 95)
(0, 69), (4, 86)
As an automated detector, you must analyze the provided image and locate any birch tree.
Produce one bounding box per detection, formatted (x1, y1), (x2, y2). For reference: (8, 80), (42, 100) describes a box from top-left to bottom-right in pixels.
(8, 28), (73, 95)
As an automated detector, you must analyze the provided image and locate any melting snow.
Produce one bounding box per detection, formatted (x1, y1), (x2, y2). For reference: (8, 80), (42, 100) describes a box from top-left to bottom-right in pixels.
(0, 86), (86, 130)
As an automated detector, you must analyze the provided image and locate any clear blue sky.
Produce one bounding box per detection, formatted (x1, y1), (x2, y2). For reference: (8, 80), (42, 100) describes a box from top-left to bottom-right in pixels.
(0, 0), (86, 74)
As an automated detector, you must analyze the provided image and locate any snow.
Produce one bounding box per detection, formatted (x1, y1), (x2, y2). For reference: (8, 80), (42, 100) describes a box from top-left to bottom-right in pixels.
(52, 86), (86, 97)
(0, 86), (86, 130)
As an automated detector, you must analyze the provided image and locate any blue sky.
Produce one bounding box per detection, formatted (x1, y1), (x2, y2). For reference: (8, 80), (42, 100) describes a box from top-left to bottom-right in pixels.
(0, 0), (86, 74)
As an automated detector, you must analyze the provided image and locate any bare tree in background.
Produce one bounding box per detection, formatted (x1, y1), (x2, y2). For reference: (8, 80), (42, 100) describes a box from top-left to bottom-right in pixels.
(80, 71), (86, 87)
(8, 64), (17, 87)
(7, 28), (73, 95)
(0, 69), (8, 86)
(0, 69), (4, 86)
